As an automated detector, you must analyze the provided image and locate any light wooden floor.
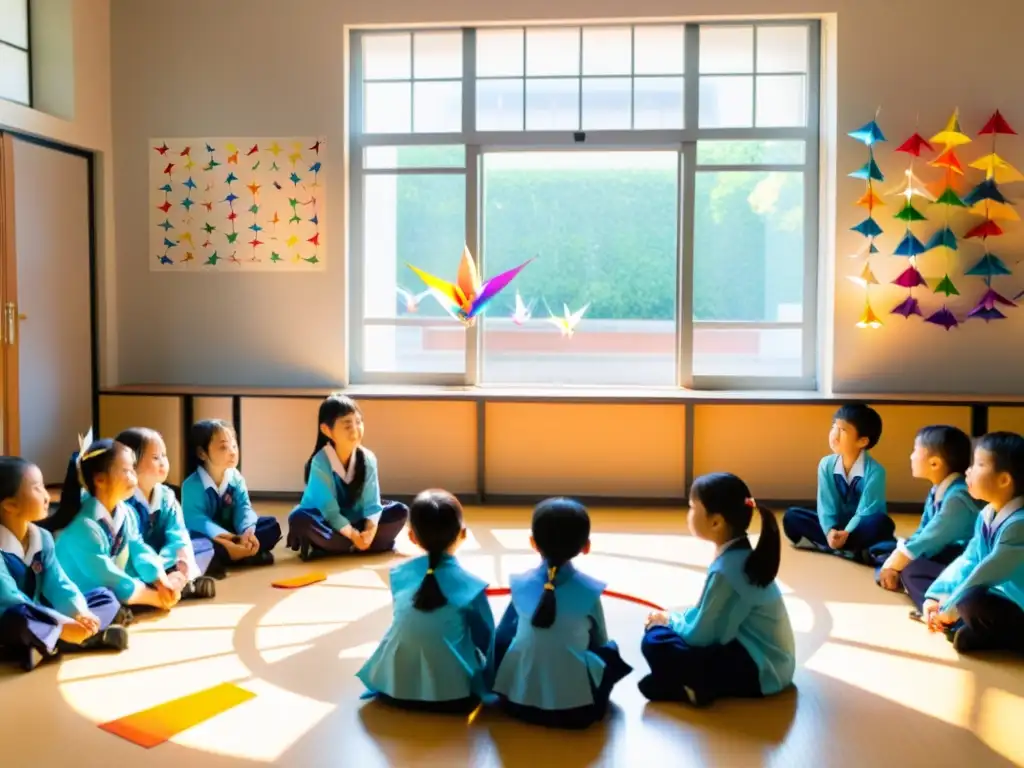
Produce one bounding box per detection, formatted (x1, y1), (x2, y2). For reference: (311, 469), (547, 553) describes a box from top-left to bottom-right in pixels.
(1, 505), (1022, 767)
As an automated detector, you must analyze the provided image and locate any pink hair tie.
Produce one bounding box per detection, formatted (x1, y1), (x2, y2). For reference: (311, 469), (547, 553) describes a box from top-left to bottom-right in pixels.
(745, 497), (757, 508)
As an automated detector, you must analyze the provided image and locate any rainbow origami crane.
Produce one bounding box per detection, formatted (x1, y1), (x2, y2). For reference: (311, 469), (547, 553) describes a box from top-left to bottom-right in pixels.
(407, 247), (533, 326)
(545, 300), (590, 337)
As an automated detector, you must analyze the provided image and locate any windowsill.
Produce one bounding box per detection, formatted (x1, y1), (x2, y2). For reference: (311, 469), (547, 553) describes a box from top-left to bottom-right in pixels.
(100, 383), (1024, 405)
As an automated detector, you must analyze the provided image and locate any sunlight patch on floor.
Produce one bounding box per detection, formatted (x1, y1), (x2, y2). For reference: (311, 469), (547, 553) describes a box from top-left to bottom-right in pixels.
(338, 642), (380, 661)
(804, 641), (974, 727)
(171, 678), (336, 762)
(260, 644), (315, 664)
(824, 601), (960, 662)
(128, 603), (255, 633)
(255, 622), (350, 652)
(976, 686), (1024, 766)
(259, 584), (392, 626)
(57, 628), (237, 681)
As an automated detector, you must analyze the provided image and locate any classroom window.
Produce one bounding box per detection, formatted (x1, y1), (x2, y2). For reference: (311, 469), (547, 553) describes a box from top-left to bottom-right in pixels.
(350, 22), (819, 389)
(0, 0), (30, 106)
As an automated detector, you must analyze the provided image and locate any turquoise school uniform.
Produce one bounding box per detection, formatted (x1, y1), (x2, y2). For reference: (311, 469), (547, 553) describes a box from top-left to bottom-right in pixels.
(357, 554), (495, 709)
(54, 495), (165, 603)
(125, 485), (193, 572)
(493, 562), (631, 719)
(901, 475), (981, 561)
(0, 523), (120, 656)
(926, 497), (1024, 614)
(181, 467), (281, 559)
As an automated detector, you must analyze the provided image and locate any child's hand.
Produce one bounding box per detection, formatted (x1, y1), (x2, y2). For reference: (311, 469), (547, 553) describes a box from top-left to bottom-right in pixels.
(242, 528), (260, 553)
(342, 525), (370, 551)
(645, 611), (670, 630)
(827, 529), (849, 549)
(879, 568), (901, 591)
(922, 599), (943, 631)
(155, 581), (181, 610)
(217, 535), (250, 561)
(165, 570), (188, 592)
(74, 613), (101, 636)
(362, 519), (378, 546)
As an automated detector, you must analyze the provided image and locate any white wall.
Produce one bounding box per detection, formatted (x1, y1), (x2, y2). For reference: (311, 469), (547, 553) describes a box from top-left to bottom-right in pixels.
(0, 0), (117, 387)
(110, 0), (1024, 394)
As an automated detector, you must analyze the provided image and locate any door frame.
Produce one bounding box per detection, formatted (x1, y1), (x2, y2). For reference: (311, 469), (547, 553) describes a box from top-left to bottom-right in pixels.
(0, 129), (99, 455)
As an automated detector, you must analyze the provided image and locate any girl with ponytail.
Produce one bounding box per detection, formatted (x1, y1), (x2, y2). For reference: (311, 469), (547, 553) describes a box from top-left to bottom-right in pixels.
(492, 498), (633, 729)
(286, 394), (408, 561)
(639, 472), (796, 707)
(357, 489), (495, 714)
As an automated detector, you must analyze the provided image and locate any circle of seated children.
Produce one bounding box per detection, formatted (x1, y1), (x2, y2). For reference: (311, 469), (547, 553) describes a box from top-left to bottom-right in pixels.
(1, 396), (1022, 732)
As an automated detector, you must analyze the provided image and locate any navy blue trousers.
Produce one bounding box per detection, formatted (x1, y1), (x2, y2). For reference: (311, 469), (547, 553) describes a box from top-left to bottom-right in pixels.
(890, 545), (963, 610)
(782, 506), (896, 562)
(0, 588), (120, 655)
(286, 501), (409, 557)
(496, 641), (632, 729)
(951, 587), (1024, 654)
(639, 625), (762, 704)
(191, 535), (216, 575)
(199, 515), (282, 568)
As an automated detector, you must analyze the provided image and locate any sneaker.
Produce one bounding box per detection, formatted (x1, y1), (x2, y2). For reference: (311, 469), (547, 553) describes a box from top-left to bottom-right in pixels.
(181, 576), (217, 599)
(21, 646), (44, 672)
(113, 605), (135, 627)
(80, 625), (129, 652)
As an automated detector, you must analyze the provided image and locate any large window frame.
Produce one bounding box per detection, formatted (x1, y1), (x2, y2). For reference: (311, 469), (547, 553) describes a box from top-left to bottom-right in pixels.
(349, 21), (820, 390)
(0, 0), (31, 107)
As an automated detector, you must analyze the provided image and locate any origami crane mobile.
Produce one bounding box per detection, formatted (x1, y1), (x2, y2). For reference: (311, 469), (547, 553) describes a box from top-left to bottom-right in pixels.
(396, 286), (431, 313)
(544, 299), (590, 337)
(888, 122), (934, 322)
(511, 291), (536, 325)
(848, 113), (886, 328)
(407, 247), (533, 326)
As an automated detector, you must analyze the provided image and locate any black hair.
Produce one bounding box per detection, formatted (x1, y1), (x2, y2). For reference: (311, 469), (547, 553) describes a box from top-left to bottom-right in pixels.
(916, 425), (972, 476)
(43, 439), (127, 533)
(690, 472), (780, 588)
(975, 431), (1024, 497)
(186, 419), (236, 477)
(408, 489), (465, 612)
(115, 427), (161, 465)
(0, 456), (32, 507)
(303, 393), (365, 500)
(530, 497), (591, 629)
(834, 403), (883, 450)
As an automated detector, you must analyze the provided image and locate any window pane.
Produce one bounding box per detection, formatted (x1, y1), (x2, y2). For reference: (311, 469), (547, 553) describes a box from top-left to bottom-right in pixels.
(697, 140), (806, 165)
(756, 75), (807, 127)
(699, 76), (753, 128)
(364, 82), (411, 133)
(756, 26), (808, 72)
(581, 78), (631, 130)
(365, 146), (466, 169)
(634, 25), (685, 75)
(481, 151), (678, 386)
(363, 324), (467, 374)
(413, 81), (462, 132)
(362, 33), (411, 80)
(477, 78), (524, 130)
(0, 0), (27, 49)
(699, 26), (753, 73)
(0, 43), (28, 105)
(693, 171), (805, 322)
(363, 172), (467, 322)
(413, 31), (463, 78)
(526, 28), (580, 76)
(633, 77), (684, 129)
(477, 29), (524, 77)
(525, 78), (579, 130)
(582, 26), (631, 75)
(693, 328), (802, 377)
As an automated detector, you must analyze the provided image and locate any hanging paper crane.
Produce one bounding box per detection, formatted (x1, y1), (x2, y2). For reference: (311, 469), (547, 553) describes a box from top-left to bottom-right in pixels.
(963, 110), (1019, 322)
(848, 112), (886, 328)
(407, 247), (533, 327)
(395, 286), (431, 314)
(544, 299), (590, 337)
(511, 291), (536, 325)
(889, 124), (934, 321)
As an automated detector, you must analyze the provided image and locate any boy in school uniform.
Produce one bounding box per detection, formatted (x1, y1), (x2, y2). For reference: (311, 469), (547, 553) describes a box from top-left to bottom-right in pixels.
(782, 404), (895, 563)
(923, 432), (1024, 655)
(877, 425), (982, 608)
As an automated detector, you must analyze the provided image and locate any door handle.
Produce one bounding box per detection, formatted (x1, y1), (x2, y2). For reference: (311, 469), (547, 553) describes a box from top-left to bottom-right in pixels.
(4, 302), (15, 346)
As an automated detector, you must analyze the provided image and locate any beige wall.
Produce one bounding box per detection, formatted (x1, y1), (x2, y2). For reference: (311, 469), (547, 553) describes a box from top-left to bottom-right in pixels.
(108, 0), (1024, 394)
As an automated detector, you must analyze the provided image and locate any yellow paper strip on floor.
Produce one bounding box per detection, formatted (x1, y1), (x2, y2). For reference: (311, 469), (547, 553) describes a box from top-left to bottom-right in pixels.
(272, 572), (327, 589)
(99, 683), (256, 748)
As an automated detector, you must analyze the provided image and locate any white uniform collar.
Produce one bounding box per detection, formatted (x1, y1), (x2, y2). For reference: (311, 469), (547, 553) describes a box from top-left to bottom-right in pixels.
(715, 536), (744, 558)
(93, 498), (127, 533)
(834, 451), (866, 482)
(133, 486), (155, 512)
(325, 444), (357, 484)
(0, 523), (42, 565)
(984, 495), (1024, 531)
(198, 466), (232, 496)
(933, 473), (960, 503)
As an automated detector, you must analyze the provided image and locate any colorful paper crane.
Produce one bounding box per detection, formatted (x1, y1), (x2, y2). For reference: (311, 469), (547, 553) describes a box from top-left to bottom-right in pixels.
(925, 307), (959, 330)
(396, 286), (431, 313)
(545, 300), (590, 337)
(407, 247), (533, 326)
(856, 300), (882, 329)
(849, 112), (885, 329)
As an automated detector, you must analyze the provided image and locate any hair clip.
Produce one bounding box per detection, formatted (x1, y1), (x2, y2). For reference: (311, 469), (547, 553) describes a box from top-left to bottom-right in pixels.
(745, 497), (757, 508)
(543, 582), (555, 591)
(426, 568), (434, 575)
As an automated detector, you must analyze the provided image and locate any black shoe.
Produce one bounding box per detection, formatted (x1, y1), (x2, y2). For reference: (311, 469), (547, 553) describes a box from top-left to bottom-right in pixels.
(181, 576), (217, 599)
(79, 625), (129, 652)
(952, 626), (990, 654)
(248, 550), (274, 567)
(113, 605), (135, 627)
(206, 561), (228, 580)
(21, 646), (44, 672)
(908, 609), (923, 623)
